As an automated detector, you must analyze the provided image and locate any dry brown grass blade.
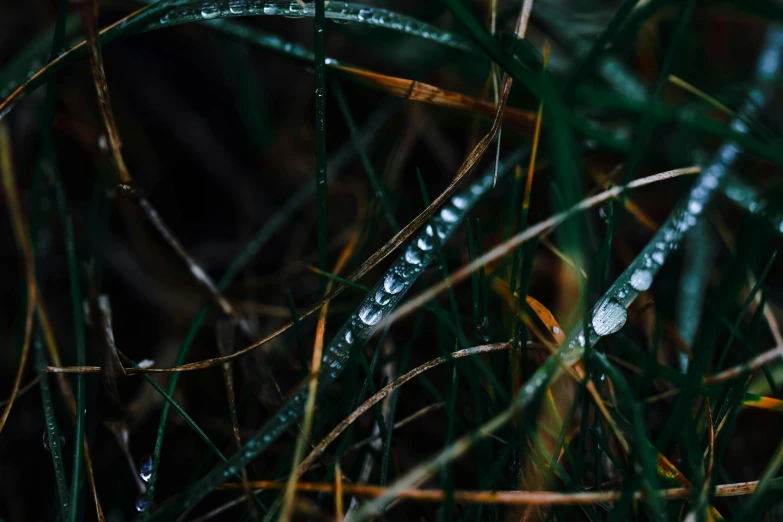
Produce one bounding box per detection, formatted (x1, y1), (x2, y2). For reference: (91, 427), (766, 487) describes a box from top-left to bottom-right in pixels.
(587, 164), (658, 233)
(295, 344), (510, 479)
(334, 462), (344, 522)
(215, 479), (764, 504)
(0, 122), (37, 434)
(334, 66), (536, 129)
(705, 343), (783, 385)
(280, 232), (358, 522)
(78, 0), (131, 184)
(216, 320), (256, 519)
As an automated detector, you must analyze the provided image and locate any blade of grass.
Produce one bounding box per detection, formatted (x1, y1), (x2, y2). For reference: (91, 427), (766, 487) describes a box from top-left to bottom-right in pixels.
(34, 332), (70, 520)
(314, 0), (328, 291)
(51, 162), (87, 522)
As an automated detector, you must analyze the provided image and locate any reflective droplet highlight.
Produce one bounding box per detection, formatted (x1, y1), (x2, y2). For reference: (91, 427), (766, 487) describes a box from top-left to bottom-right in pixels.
(358, 304), (383, 325)
(139, 455), (153, 482)
(591, 300), (627, 337)
(383, 273), (404, 294)
(629, 269), (653, 292)
(405, 248), (422, 265)
(135, 494), (148, 512)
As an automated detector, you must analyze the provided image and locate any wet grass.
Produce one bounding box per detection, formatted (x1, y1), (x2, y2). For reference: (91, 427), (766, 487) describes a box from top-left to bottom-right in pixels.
(2, 1), (783, 521)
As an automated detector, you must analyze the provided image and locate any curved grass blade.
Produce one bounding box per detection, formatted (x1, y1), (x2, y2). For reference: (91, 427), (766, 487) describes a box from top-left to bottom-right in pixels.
(0, 122), (37, 434)
(145, 147), (531, 519)
(0, 0), (471, 121)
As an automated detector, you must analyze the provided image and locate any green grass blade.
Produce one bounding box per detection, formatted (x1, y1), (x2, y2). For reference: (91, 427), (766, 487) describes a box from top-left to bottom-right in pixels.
(315, 0), (328, 289)
(52, 167), (86, 522)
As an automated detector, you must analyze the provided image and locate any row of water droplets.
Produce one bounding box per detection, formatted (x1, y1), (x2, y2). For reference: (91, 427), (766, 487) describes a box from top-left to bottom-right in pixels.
(0, 0), (471, 120)
(557, 139), (741, 366)
(172, 149), (530, 514)
(555, 22), (783, 368)
(151, 1), (470, 50)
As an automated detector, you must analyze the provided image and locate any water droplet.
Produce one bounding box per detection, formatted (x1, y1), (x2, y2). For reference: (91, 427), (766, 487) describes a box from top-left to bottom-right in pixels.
(98, 134), (108, 151)
(552, 326), (561, 335)
(344, 329), (353, 344)
(263, 5), (277, 14)
(374, 290), (390, 306)
(599, 203), (611, 222)
(228, 1), (245, 14)
(477, 317), (490, 342)
(440, 207), (458, 223)
(417, 236), (433, 251)
(135, 494), (148, 512)
(358, 303), (383, 325)
(688, 201), (703, 215)
(383, 273), (404, 294)
(591, 300), (627, 337)
(139, 455), (153, 482)
(452, 195), (467, 209)
(42, 429), (65, 451)
(629, 269), (653, 292)
(652, 251), (665, 265)
(201, 4), (220, 18)
(405, 248), (422, 265)
(358, 8), (371, 21)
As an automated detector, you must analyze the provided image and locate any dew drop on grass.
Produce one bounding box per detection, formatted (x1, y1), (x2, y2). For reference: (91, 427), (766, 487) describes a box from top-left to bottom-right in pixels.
(591, 300), (627, 337)
(629, 269), (653, 291)
(477, 317), (491, 342)
(383, 273), (404, 294)
(358, 304), (383, 325)
(42, 429), (65, 451)
(452, 195), (467, 209)
(135, 495), (147, 512)
(344, 329), (353, 344)
(200, 4), (219, 18)
(552, 326), (561, 335)
(417, 236), (433, 251)
(139, 455), (153, 482)
(440, 207), (458, 223)
(374, 290), (391, 306)
(405, 248), (422, 265)
(652, 251), (665, 265)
